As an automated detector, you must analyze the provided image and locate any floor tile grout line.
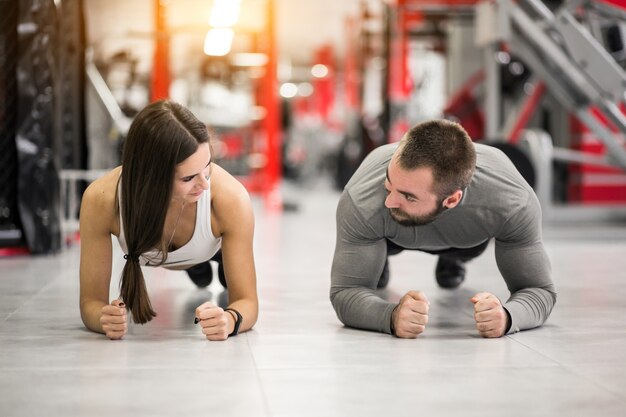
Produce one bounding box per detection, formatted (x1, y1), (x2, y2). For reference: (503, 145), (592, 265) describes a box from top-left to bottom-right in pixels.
(245, 333), (274, 417)
(0, 363), (563, 371)
(549, 361), (626, 403)
(505, 335), (570, 367)
(0, 365), (265, 372)
(506, 336), (626, 402)
(0, 278), (59, 327)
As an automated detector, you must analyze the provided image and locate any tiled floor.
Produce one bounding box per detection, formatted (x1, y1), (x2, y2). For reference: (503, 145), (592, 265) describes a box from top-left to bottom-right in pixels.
(2, 181), (626, 417)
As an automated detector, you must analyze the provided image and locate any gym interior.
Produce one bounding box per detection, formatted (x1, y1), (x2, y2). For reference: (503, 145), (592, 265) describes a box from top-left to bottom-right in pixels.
(1, 1), (626, 416)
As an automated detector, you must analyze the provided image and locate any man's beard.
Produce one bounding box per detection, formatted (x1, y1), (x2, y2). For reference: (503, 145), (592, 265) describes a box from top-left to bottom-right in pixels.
(389, 201), (447, 227)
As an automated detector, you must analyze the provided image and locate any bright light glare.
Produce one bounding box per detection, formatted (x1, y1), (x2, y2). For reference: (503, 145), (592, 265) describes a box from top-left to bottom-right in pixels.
(280, 83), (298, 98)
(209, 0), (241, 27)
(311, 64), (329, 78)
(232, 53), (268, 67)
(298, 82), (314, 97)
(204, 28), (234, 56)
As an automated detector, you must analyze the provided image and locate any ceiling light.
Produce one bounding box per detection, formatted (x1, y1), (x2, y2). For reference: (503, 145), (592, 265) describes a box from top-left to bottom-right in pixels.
(204, 28), (234, 56)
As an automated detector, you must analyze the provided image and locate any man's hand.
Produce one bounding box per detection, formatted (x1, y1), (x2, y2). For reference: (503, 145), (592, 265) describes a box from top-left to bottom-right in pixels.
(100, 299), (127, 340)
(392, 291), (429, 338)
(470, 292), (509, 338)
(195, 302), (233, 341)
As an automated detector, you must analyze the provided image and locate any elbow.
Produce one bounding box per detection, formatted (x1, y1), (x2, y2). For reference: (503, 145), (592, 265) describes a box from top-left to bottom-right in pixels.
(329, 287), (348, 325)
(247, 306), (259, 330)
(79, 298), (89, 328)
(542, 282), (557, 305)
(245, 317), (258, 332)
(239, 297), (259, 332)
(79, 297), (105, 334)
(79, 310), (88, 330)
(329, 285), (340, 310)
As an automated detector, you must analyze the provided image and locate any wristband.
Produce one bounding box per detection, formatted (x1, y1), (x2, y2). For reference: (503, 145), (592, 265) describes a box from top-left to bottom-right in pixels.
(224, 308), (242, 336)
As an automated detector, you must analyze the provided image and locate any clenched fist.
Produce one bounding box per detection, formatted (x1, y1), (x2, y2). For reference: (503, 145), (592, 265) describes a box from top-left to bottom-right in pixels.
(101, 299), (127, 340)
(195, 301), (233, 341)
(392, 291), (429, 338)
(470, 292), (509, 338)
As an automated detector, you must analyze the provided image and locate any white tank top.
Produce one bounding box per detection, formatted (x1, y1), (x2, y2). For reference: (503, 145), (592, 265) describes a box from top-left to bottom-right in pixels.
(117, 185), (222, 269)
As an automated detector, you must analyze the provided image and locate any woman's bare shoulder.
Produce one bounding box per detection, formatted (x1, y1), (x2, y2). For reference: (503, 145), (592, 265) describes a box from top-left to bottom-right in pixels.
(81, 167), (121, 223)
(210, 164), (254, 232)
(211, 164), (251, 208)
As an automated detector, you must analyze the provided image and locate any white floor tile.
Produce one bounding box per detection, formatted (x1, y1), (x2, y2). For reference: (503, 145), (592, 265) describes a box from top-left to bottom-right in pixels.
(1, 181), (626, 416)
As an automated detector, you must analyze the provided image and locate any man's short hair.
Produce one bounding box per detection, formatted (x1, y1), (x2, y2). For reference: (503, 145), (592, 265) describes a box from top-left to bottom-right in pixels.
(397, 119), (476, 198)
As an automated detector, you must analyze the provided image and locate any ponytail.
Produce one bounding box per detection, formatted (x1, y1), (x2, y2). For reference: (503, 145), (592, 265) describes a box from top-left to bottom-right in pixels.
(120, 256), (156, 324)
(118, 161), (168, 325)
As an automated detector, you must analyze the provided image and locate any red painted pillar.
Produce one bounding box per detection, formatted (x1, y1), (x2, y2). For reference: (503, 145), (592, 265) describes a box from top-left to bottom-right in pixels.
(599, 0), (626, 10)
(387, 2), (414, 142)
(260, 0), (281, 207)
(344, 16), (360, 112)
(313, 45), (335, 122)
(151, 0), (170, 101)
(388, 1), (419, 102)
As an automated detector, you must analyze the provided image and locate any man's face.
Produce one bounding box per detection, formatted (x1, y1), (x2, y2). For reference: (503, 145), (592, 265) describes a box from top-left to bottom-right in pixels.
(383, 155), (447, 227)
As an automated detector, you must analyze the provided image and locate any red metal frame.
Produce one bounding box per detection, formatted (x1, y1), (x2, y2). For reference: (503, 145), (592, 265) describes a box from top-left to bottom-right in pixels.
(151, 0), (170, 102)
(262, 0), (281, 206)
(246, 0), (281, 207)
(442, 70), (485, 141)
(313, 45), (335, 121)
(0, 247), (30, 257)
(509, 82), (546, 143)
(598, 0), (626, 10)
(388, 1), (414, 102)
(344, 16), (360, 112)
(386, 0), (480, 5)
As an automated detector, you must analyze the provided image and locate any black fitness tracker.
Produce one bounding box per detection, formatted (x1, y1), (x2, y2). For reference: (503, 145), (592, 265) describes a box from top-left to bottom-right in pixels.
(225, 308), (242, 336)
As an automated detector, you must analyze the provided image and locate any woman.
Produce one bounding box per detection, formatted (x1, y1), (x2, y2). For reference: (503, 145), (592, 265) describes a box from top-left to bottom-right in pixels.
(79, 100), (258, 340)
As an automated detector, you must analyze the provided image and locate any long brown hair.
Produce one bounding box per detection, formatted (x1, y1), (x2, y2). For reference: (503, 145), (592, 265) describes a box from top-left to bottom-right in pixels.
(119, 100), (209, 324)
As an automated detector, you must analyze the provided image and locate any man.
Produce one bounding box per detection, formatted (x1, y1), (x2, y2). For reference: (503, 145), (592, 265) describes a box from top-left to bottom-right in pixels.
(330, 119), (556, 338)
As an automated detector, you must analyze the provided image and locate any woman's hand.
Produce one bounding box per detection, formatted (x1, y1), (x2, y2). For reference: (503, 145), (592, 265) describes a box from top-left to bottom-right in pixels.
(195, 301), (233, 341)
(100, 299), (128, 340)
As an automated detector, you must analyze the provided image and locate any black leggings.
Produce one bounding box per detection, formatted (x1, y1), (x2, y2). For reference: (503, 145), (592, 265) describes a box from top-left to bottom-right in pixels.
(386, 239), (490, 262)
(185, 251), (227, 289)
(186, 250), (223, 274)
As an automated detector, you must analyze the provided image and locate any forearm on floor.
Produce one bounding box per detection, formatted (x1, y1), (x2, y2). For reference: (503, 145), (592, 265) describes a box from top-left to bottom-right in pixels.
(226, 299), (258, 334)
(495, 242), (556, 334)
(80, 299), (107, 334)
(503, 286), (556, 334)
(330, 287), (396, 334)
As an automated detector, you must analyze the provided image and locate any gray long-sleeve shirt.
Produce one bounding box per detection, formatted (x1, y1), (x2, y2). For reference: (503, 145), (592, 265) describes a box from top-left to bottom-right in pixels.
(330, 143), (556, 335)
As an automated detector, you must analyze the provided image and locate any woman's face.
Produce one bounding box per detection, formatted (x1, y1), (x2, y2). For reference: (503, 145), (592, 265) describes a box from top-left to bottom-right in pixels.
(171, 143), (212, 204)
